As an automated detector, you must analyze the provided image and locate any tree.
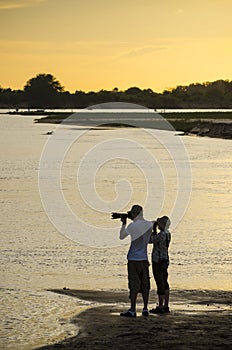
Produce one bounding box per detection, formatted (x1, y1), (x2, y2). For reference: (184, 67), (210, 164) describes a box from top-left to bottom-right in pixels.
(125, 87), (142, 95)
(24, 73), (64, 108)
(1, 76), (232, 109)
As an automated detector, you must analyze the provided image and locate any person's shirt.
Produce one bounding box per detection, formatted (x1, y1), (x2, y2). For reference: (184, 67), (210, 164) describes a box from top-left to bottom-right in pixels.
(150, 230), (171, 263)
(120, 215), (153, 261)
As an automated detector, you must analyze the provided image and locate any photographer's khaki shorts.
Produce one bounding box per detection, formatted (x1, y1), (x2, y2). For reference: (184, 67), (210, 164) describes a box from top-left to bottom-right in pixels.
(127, 260), (150, 295)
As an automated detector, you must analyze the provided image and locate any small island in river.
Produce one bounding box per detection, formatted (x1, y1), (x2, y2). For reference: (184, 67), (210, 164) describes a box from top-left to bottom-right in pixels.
(31, 110), (232, 139)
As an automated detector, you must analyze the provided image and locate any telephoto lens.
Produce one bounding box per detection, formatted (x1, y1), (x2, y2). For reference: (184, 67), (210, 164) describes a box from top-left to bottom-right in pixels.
(111, 212), (128, 220)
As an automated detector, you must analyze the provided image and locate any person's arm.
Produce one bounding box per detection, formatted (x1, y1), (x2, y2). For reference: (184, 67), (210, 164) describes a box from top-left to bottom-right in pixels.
(119, 217), (128, 240)
(149, 221), (158, 243)
(166, 231), (171, 247)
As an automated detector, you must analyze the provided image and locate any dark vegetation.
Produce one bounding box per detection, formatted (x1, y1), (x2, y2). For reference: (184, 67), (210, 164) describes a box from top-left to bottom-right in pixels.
(0, 73), (232, 109)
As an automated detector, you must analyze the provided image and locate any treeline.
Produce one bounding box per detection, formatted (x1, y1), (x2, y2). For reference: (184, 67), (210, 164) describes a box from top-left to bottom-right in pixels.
(0, 74), (232, 109)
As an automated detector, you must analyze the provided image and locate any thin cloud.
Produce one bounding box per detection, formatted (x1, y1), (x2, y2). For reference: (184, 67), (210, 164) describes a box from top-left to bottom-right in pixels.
(115, 46), (167, 60)
(0, 0), (46, 10)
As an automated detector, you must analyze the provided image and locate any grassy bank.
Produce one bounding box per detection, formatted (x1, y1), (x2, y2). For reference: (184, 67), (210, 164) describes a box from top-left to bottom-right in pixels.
(33, 111), (232, 124)
(32, 111), (232, 136)
(163, 112), (232, 131)
(161, 111), (232, 120)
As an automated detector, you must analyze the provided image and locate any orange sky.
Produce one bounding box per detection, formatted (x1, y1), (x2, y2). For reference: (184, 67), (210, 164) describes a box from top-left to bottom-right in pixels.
(0, 0), (231, 92)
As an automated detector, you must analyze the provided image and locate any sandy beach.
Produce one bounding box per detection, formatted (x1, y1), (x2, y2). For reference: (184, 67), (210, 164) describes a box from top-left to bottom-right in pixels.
(36, 289), (231, 350)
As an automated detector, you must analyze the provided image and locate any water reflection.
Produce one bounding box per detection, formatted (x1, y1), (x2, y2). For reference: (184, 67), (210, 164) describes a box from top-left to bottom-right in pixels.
(0, 114), (231, 348)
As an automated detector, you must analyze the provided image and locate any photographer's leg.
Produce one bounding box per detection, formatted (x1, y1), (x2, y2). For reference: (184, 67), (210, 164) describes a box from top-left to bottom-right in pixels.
(141, 261), (150, 310)
(120, 261), (137, 317)
(127, 261), (139, 311)
(130, 291), (137, 311)
(142, 291), (149, 310)
(164, 289), (169, 307)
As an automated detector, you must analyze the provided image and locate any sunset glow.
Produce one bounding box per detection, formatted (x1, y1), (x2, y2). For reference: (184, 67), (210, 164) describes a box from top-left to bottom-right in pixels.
(0, 0), (231, 92)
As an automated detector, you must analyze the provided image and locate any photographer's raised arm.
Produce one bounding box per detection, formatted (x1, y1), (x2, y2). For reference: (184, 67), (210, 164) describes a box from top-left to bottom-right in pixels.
(120, 217), (128, 240)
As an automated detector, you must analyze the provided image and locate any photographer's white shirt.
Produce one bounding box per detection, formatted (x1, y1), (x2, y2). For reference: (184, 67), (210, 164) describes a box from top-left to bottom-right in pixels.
(120, 218), (153, 261)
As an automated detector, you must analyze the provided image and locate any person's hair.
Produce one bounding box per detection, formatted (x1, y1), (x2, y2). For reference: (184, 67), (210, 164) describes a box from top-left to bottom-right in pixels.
(131, 204), (143, 215)
(157, 216), (171, 230)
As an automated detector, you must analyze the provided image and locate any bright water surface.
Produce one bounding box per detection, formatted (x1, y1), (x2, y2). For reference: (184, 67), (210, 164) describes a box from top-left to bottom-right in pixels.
(0, 113), (231, 349)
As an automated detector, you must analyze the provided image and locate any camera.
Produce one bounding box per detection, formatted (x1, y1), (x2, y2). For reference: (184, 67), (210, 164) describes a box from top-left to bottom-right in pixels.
(111, 211), (133, 220)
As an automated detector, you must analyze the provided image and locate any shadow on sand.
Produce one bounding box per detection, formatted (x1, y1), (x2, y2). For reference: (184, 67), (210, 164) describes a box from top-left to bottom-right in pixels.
(36, 289), (231, 350)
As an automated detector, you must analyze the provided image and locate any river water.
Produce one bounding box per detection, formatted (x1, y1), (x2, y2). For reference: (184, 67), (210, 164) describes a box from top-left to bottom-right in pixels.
(0, 113), (231, 349)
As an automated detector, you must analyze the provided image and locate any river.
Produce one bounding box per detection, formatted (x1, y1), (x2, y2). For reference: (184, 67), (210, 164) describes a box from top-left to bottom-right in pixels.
(0, 112), (231, 349)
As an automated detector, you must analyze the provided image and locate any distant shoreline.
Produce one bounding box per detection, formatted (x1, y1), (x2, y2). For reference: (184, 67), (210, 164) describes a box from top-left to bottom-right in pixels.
(3, 110), (232, 139)
(35, 111), (232, 140)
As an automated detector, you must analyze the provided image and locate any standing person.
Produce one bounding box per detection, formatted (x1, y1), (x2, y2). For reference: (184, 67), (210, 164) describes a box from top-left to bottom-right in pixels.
(119, 205), (153, 317)
(150, 216), (171, 313)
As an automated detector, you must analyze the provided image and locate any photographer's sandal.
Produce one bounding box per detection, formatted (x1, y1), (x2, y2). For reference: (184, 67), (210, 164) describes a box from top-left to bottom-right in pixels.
(142, 309), (149, 316)
(120, 309), (136, 317)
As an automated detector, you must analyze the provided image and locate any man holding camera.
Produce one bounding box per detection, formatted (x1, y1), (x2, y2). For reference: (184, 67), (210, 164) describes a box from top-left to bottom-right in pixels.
(119, 205), (153, 317)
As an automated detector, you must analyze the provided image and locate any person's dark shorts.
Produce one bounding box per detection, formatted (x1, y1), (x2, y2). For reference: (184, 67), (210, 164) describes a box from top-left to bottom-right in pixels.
(127, 260), (150, 295)
(152, 260), (169, 295)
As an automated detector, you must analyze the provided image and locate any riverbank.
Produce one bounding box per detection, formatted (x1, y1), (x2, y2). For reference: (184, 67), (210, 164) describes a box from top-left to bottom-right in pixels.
(184, 120), (232, 139)
(32, 111), (232, 139)
(5, 110), (232, 137)
(36, 289), (231, 350)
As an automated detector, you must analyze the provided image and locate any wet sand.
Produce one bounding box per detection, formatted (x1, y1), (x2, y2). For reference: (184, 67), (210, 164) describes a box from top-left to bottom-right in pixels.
(36, 289), (231, 350)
